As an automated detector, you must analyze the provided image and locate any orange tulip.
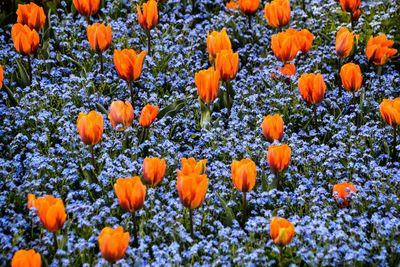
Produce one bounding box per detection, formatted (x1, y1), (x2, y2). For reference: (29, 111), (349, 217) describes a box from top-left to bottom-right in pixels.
(30, 195), (67, 232)
(176, 173), (208, 209)
(226, 1), (239, 10)
(0, 65), (3, 89)
(177, 158), (207, 177)
(73, 0), (100, 17)
(340, 63), (362, 92)
(215, 49), (239, 81)
(11, 249), (41, 267)
(351, 8), (361, 21)
(365, 34), (397, 66)
(238, 0), (260, 15)
(11, 23), (40, 56)
(206, 28), (232, 60)
(139, 104), (158, 128)
(267, 144), (291, 173)
(261, 114), (284, 142)
(271, 29), (299, 62)
(296, 29), (314, 54)
(114, 177), (146, 213)
(278, 63), (295, 77)
(98, 226), (130, 263)
(108, 100), (134, 131)
(332, 182), (356, 208)
(339, 0), (360, 14)
(195, 67), (220, 104)
(27, 193), (36, 209)
(137, 0), (159, 31)
(76, 110), (104, 145)
(87, 23), (112, 53)
(16, 3), (46, 31)
(231, 159), (257, 192)
(114, 49), (146, 81)
(142, 157), (166, 187)
(336, 27), (357, 59)
(263, 0), (291, 29)
(380, 98), (400, 127)
(298, 73), (326, 105)
(270, 217), (295, 246)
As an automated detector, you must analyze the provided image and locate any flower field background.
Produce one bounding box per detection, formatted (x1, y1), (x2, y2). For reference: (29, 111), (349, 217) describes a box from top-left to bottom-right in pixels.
(1, 0), (400, 266)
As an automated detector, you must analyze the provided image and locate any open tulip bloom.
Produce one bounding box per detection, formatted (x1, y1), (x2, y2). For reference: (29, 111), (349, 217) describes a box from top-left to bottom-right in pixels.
(380, 98), (400, 161)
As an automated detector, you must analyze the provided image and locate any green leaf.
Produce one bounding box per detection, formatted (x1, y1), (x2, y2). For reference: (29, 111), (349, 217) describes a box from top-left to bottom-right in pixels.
(157, 99), (186, 120)
(3, 84), (18, 106)
(216, 193), (234, 227)
(95, 103), (108, 115)
(199, 98), (211, 129)
(16, 59), (30, 87)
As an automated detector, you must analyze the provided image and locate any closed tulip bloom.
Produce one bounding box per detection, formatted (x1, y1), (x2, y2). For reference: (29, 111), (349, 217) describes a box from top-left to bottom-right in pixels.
(114, 49), (146, 81)
(336, 27), (356, 59)
(139, 104), (158, 128)
(261, 114), (284, 142)
(143, 157), (166, 187)
(339, 0), (360, 13)
(195, 67), (220, 104)
(351, 9), (361, 21)
(380, 98), (400, 127)
(231, 159), (257, 192)
(176, 173), (208, 209)
(177, 158), (207, 177)
(215, 49), (239, 81)
(0, 65), (3, 89)
(267, 144), (291, 173)
(238, 0), (260, 15)
(137, 0), (159, 31)
(332, 182), (356, 208)
(27, 193), (36, 209)
(114, 177), (146, 213)
(296, 29), (314, 54)
(11, 249), (41, 267)
(365, 34), (397, 66)
(206, 28), (232, 60)
(33, 195), (67, 232)
(16, 3), (46, 31)
(76, 110), (104, 145)
(271, 29), (299, 62)
(73, 0), (100, 16)
(340, 63), (362, 92)
(108, 100), (134, 131)
(87, 23), (112, 53)
(270, 217), (295, 246)
(11, 23), (40, 55)
(226, 1), (239, 9)
(298, 73), (326, 105)
(264, 0), (291, 29)
(278, 63), (295, 77)
(98, 226), (130, 263)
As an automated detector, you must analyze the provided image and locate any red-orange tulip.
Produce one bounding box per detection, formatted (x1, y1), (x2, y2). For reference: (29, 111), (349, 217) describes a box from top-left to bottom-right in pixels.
(238, 0), (260, 15)
(98, 226), (130, 263)
(11, 23), (40, 55)
(27, 193), (36, 209)
(76, 110), (104, 145)
(332, 182), (356, 208)
(215, 49), (239, 81)
(271, 29), (299, 62)
(298, 73), (326, 105)
(261, 114), (284, 142)
(73, 0), (100, 17)
(351, 8), (361, 21)
(176, 173), (208, 209)
(108, 100), (134, 131)
(365, 34), (397, 66)
(195, 67), (220, 104)
(336, 27), (357, 59)
(226, 1), (239, 10)
(270, 217), (295, 246)
(0, 65), (3, 89)
(380, 98), (400, 127)
(340, 63), (362, 92)
(29, 195), (67, 232)
(114, 49), (146, 81)
(263, 0), (291, 29)
(339, 0), (360, 14)
(114, 177), (146, 213)
(296, 29), (314, 54)
(231, 159), (257, 192)
(206, 28), (232, 60)
(87, 23), (112, 53)
(139, 104), (158, 128)
(11, 249), (41, 267)
(16, 3), (46, 31)
(143, 157), (166, 187)
(267, 144), (291, 173)
(278, 63), (295, 77)
(137, 0), (159, 31)
(177, 158), (207, 177)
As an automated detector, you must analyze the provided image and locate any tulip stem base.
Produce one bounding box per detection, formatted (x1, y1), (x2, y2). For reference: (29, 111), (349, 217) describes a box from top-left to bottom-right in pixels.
(189, 208), (194, 239)
(146, 30), (152, 56)
(53, 232), (58, 257)
(242, 192), (247, 225)
(99, 52), (104, 75)
(128, 81), (135, 105)
(313, 105), (319, 133)
(274, 172), (282, 191)
(278, 246), (284, 266)
(393, 126), (398, 162)
(377, 66), (383, 76)
(90, 145), (98, 176)
(247, 15), (252, 29)
(132, 212), (139, 247)
(27, 55), (32, 83)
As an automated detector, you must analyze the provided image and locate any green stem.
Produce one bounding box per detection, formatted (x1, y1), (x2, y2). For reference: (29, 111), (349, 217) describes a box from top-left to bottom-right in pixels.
(248, 15), (252, 29)
(86, 16), (91, 25)
(313, 105), (319, 133)
(27, 55), (32, 83)
(242, 191), (247, 224)
(377, 66), (382, 76)
(124, 130), (130, 149)
(99, 52), (104, 75)
(128, 81), (134, 105)
(393, 126), (398, 162)
(191, 0), (196, 14)
(53, 232), (58, 258)
(302, 0), (305, 11)
(278, 246), (283, 266)
(189, 208), (194, 239)
(146, 30), (151, 56)
(132, 212), (139, 247)
(90, 145), (96, 172)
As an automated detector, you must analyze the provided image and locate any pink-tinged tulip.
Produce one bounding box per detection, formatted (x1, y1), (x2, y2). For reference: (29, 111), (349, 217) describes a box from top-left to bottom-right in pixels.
(108, 100), (134, 131)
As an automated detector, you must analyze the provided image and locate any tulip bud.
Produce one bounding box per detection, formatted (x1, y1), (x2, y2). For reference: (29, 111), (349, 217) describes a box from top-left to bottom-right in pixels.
(98, 226), (130, 263)
(32, 195), (67, 232)
(351, 9), (361, 21)
(336, 27), (356, 59)
(206, 28), (232, 60)
(332, 182), (356, 208)
(114, 177), (146, 213)
(108, 100), (134, 131)
(270, 217), (295, 246)
(87, 23), (112, 53)
(137, 0), (159, 31)
(0, 65), (3, 89)
(11, 23), (40, 56)
(261, 114), (284, 142)
(271, 29), (299, 63)
(278, 64), (295, 77)
(143, 157), (167, 187)
(226, 1), (239, 10)
(231, 159), (257, 192)
(177, 158), (207, 177)
(263, 0), (291, 29)
(76, 110), (104, 145)
(267, 144), (291, 173)
(298, 73), (326, 105)
(27, 193), (36, 209)
(73, 0), (100, 17)
(215, 49), (239, 82)
(340, 63), (362, 92)
(365, 34), (397, 66)
(238, 0), (260, 15)
(176, 173), (208, 209)
(139, 104), (158, 128)
(195, 67), (220, 104)
(380, 98), (400, 127)
(339, 0), (360, 14)
(11, 249), (41, 267)
(114, 49), (146, 81)
(16, 3), (46, 31)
